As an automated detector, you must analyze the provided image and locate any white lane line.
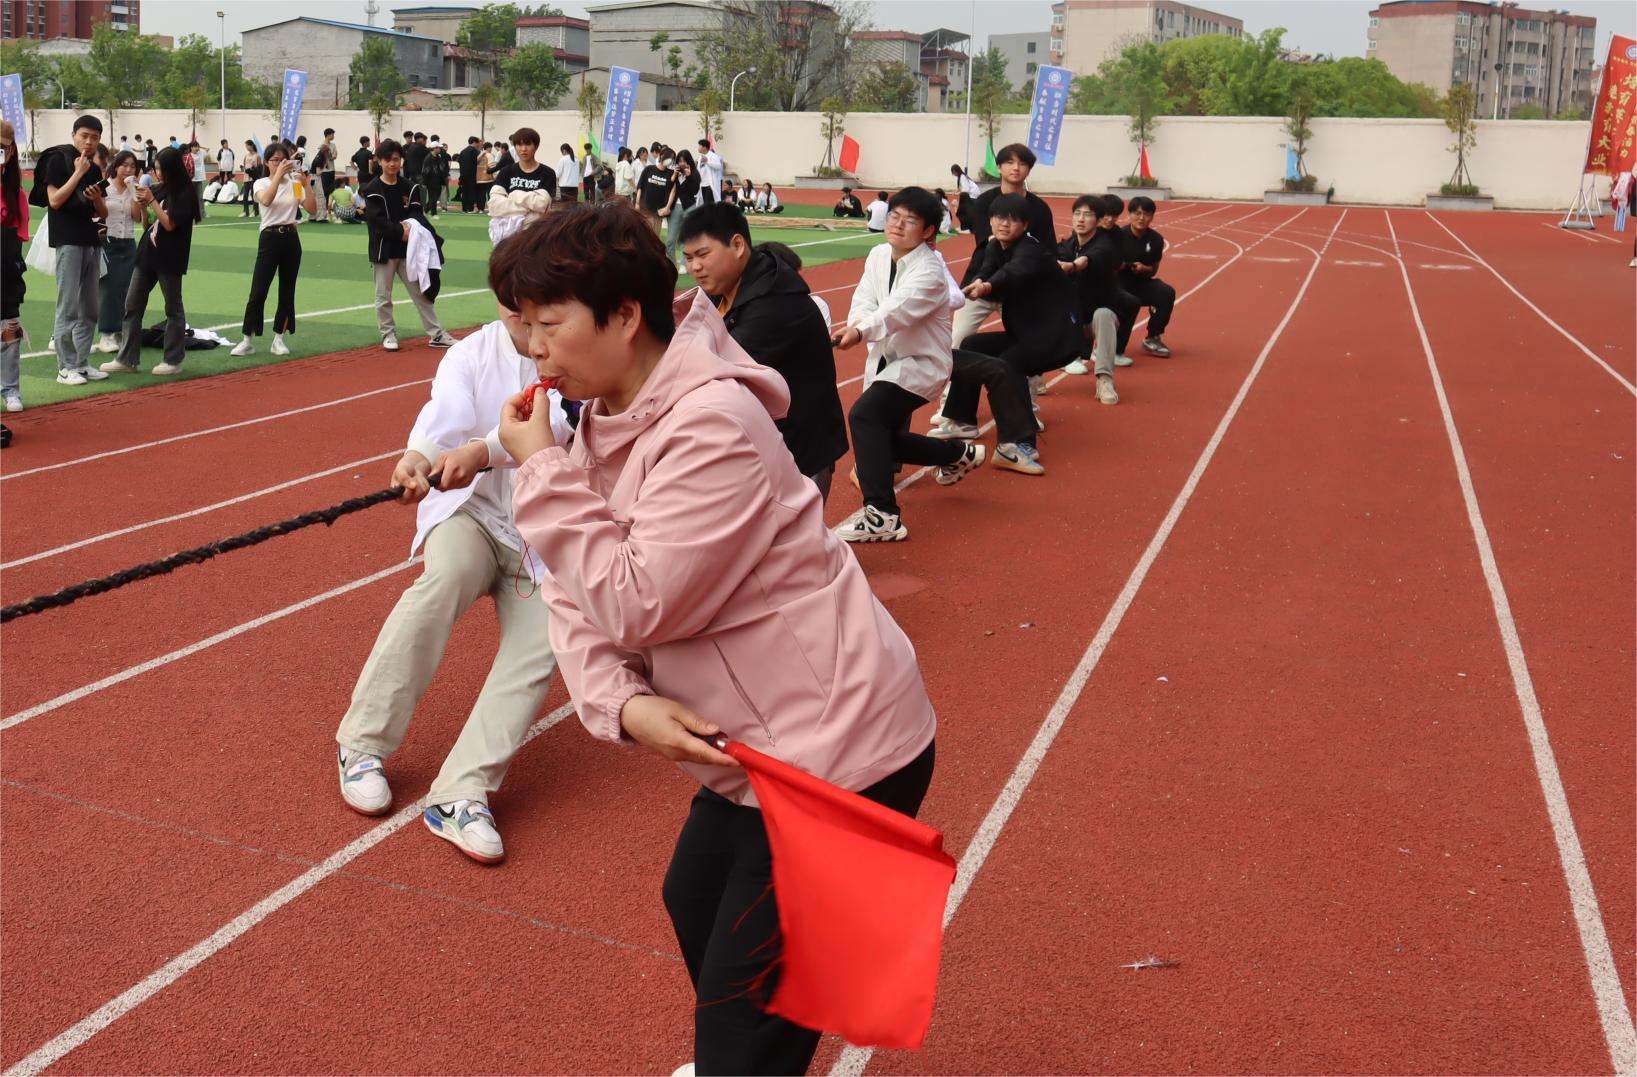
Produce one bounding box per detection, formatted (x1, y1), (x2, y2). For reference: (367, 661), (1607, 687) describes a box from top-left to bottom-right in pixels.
(0, 560), (419, 731)
(17, 289), (492, 361)
(1417, 263), (1471, 270)
(0, 699), (578, 1077)
(1168, 252), (1219, 259)
(832, 207), (1347, 1077)
(1423, 214), (1637, 398)
(1251, 255), (1301, 263)
(1334, 259), (1384, 267)
(0, 380), (431, 482)
(1386, 211), (1637, 1077)
(1543, 220), (1621, 244)
(1, 451), (400, 570)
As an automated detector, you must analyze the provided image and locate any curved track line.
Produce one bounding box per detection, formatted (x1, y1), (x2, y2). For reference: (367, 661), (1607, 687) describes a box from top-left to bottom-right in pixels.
(1424, 214), (1637, 397)
(832, 208), (1347, 1077)
(1384, 211), (1637, 1075)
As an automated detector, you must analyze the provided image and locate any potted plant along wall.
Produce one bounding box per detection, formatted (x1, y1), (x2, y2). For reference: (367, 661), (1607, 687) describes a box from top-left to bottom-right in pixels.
(796, 97), (855, 188)
(1105, 43), (1173, 200)
(1265, 84), (1331, 205)
(1427, 84), (1493, 210)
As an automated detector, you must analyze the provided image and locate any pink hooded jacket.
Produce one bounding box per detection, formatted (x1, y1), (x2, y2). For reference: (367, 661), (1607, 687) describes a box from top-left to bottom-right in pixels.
(513, 289), (936, 804)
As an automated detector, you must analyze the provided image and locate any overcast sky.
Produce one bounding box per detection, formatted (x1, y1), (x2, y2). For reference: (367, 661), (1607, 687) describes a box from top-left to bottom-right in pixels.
(145, 0), (1636, 63)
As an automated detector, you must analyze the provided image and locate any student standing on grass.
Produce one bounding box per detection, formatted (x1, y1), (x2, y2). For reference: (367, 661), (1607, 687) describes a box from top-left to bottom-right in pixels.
(493, 128), (556, 199)
(660, 149), (700, 266)
(313, 128), (338, 222)
(612, 146), (636, 203)
(41, 114), (110, 387)
(351, 136), (374, 186)
(92, 150), (144, 358)
(1, 119), (27, 414)
(696, 138), (722, 204)
(1057, 194), (1131, 405)
(636, 149), (672, 233)
(950, 163), (980, 232)
(833, 187), (986, 544)
(458, 136), (481, 211)
(423, 139), (451, 217)
(188, 142), (208, 207)
(580, 142), (599, 202)
(360, 139), (456, 354)
(215, 139), (234, 185)
(680, 202), (848, 502)
(554, 142), (581, 203)
(102, 145), (201, 377)
(229, 141), (319, 359)
(403, 132), (428, 190)
(492, 205), (939, 1077)
(240, 140), (262, 218)
(1118, 195), (1175, 357)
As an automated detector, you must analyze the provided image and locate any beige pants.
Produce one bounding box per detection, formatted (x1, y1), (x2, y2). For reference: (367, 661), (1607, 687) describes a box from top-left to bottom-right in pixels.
(336, 511), (556, 806)
(373, 259), (444, 340)
(1087, 308), (1118, 379)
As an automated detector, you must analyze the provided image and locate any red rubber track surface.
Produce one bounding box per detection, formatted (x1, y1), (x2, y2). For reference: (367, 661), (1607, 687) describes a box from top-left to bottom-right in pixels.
(1, 203), (1630, 1076)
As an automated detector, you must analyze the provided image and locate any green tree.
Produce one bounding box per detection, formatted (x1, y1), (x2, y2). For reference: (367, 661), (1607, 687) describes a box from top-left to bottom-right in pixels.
(576, 75), (605, 138)
(469, 81), (502, 140)
(1442, 82), (1479, 193)
(76, 25), (169, 129)
(1208, 28), (1291, 116)
(1283, 77), (1315, 188)
(151, 34), (276, 113)
(1103, 41), (1176, 145)
(694, 87), (725, 141)
(456, 3), (562, 52)
(854, 61), (919, 112)
(349, 37), (405, 140)
(969, 46), (1012, 163)
(502, 42), (571, 109)
(696, 1), (869, 112)
(817, 96), (846, 173)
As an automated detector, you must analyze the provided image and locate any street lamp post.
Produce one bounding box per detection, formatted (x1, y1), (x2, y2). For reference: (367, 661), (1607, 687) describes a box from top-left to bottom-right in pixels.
(217, 11), (227, 143)
(729, 66), (756, 111)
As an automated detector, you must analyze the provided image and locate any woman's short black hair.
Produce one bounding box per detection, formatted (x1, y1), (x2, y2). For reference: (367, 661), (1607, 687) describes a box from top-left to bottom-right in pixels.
(489, 204), (678, 342)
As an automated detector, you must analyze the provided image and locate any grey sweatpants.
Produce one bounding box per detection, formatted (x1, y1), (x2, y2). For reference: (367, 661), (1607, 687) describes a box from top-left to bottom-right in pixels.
(373, 258), (443, 339)
(1088, 307), (1118, 378)
(52, 243), (101, 373)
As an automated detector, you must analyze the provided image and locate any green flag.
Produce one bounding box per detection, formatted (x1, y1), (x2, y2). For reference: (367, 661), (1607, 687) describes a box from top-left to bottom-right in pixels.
(985, 140), (998, 178)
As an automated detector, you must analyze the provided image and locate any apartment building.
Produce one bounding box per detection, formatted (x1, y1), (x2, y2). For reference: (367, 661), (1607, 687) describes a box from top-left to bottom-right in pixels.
(1368, 0), (1597, 118)
(1057, 0), (1242, 73)
(989, 31), (1051, 87)
(1, 0), (136, 40)
(851, 30), (930, 111)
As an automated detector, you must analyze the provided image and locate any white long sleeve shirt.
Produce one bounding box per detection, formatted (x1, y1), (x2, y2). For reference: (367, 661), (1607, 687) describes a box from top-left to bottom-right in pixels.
(847, 242), (965, 402)
(403, 218), (443, 291)
(406, 319), (572, 582)
(557, 153), (581, 188)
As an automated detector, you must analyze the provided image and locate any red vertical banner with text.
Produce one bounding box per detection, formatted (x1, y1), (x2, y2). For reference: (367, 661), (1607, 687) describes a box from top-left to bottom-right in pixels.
(1586, 35), (1637, 176)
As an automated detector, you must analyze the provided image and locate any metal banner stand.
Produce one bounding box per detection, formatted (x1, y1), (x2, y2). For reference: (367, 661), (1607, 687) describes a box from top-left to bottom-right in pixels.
(1560, 173), (1600, 230)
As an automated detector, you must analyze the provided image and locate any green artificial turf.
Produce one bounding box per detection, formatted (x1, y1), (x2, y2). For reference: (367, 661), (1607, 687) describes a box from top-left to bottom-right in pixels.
(11, 202), (885, 408)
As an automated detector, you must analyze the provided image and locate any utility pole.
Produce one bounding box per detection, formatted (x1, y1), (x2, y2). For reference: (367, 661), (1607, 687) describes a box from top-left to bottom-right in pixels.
(217, 11), (227, 143)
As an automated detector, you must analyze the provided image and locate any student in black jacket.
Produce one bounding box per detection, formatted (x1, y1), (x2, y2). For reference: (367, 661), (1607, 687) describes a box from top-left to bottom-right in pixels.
(1118, 195), (1175, 356)
(679, 202), (848, 501)
(943, 194), (1079, 476)
(422, 141), (451, 216)
(1057, 194), (1136, 404)
(457, 136), (481, 212)
(360, 139), (455, 353)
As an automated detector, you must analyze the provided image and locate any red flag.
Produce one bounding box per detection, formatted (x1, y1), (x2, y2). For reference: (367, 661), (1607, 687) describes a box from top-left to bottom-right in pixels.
(838, 134), (861, 175)
(723, 739), (954, 1049)
(1138, 143), (1153, 181)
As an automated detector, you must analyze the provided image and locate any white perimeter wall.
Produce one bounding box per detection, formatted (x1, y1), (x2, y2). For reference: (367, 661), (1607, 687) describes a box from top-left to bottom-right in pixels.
(20, 108), (1604, 210)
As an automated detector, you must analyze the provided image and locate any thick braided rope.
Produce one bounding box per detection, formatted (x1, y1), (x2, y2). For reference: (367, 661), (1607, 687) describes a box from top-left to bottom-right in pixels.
(1, 485), (407, 623)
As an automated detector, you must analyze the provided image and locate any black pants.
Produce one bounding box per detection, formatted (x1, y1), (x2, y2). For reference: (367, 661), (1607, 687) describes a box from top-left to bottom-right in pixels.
(662, 741), (936, 1077)
(241, 172), (259, 216)
(116, 266), (185, 370)
(459, 178), (477, 212)
(1121, 275), (1174, 337)
(242, 226), (302, 336)
(320, 171), (336, 203)
(848, 380), (963, 516)
(944, 333), (1045, 447)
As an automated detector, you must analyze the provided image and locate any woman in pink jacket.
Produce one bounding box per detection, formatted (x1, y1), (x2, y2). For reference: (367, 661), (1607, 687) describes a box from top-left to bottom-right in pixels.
(495, 205), (938, 1077)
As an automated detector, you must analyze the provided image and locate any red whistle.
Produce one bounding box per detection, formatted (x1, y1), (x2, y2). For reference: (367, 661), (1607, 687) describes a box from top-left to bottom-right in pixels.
(517, 378), (558, 421)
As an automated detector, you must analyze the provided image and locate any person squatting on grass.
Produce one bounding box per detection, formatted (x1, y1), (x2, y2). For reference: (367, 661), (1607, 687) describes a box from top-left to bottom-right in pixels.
(334, 295), (572, 864)
(40, 113), (111, 386)
(230, 141), (320, 359)
(361, 138), (457, 353)
(492, 203), (939, 1077)
(100, 145), (201, 377)
(679, 201), (848, 502)
(833, 187), (987, 544)
(1, 119), (27, 415)
(91, 150), (144, 359)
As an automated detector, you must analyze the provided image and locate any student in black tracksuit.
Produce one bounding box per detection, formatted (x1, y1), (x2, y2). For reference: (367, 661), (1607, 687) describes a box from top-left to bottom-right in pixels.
(943, 193), (1079, 477)
(1057, 194), (1138, 404)
(1118, 194), (1175, 356)
(678, 202), (849, 502)
(457, 137), (481, 212)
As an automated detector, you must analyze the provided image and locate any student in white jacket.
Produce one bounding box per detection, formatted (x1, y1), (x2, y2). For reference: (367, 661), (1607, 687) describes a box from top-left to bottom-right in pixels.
(832, 187), (985, 543)
(333, 300), (572, 865)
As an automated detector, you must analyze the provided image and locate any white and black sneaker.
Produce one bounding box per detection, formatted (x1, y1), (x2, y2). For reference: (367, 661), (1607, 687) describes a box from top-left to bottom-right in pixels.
(427, 331), (458, 349)
(928, 417), (979, 440)
(935, 443), (986, 486)
(424, 800), (505, 863)
(1142, 336), (1171, 357)
(836, 505), (908, 543)
(337, 745), (391, 815)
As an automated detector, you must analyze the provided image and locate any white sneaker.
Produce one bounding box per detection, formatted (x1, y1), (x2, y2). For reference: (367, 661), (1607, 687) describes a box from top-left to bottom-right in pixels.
(1063, 358), (1091, 375)
(427, 331), (457, 349)
(934, 443), (986, 486)
(1029, 374), (1047, 398)
(230, 337), (255, 357)
(836, 504), (908, 543)
(337, 746), (392, 816)
(1114, 354), (1134, 368)
(424, 800), (505, 863)
(55, 370), (87, 386)
(671, 1065), (696, 1077)
(270, 334), (290, 356)
(92, 333), (120, 353)
(81, 366), (108, 381)
(1096, 374), (1119, 405)
(99, 360), (140, 374)
(3, 391), (21, 413)
(151, 362), (183, 376)
(1034, 404), (1046, 433)
(928, 417), (979, 440)
(994, 442), (1046, 476)
(382, 333), (400, 352)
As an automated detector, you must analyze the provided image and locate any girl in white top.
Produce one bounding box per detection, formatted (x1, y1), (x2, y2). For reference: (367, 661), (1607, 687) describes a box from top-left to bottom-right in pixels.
(94, 150), (146, 354)
(232, 141), (318, 357)
(613, 147), (637, 199)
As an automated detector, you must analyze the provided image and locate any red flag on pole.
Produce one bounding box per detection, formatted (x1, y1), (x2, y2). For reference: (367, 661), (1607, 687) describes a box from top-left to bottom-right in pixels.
(1138, 143), (1153, 181)
(721, 738), (955, 1050)
(838, 134), (861, 175)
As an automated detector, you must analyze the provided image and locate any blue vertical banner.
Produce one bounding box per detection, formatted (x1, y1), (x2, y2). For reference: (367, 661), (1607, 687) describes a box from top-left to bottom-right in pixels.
(0, 73), (25, 148)
(1025, 65), (1071, 167)
(277, 69), (309, 145)
(601, 66), (639, 156)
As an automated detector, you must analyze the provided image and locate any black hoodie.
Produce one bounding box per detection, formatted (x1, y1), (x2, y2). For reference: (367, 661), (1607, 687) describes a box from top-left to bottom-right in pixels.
(718, 247), (849, 477)
(361, 175), (430, 263)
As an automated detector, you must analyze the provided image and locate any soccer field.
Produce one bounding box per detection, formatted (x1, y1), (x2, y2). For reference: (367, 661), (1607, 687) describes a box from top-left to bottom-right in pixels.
(12, 203), (886, 408)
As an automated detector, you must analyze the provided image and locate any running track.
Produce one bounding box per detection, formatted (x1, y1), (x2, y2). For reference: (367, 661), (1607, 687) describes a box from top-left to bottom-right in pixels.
(1, 203), (1632, 1075)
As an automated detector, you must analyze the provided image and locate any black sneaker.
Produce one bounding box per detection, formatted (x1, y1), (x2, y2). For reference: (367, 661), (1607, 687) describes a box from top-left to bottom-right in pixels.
(836, 505), (908, 543)
(1142, 336), (1171, 357)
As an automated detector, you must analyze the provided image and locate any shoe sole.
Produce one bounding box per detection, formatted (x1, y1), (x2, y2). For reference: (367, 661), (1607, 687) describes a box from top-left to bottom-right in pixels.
(840, 529), (907, 543)
(423, 809), (505, 863)
(993, 456), (1045, 476)
(926, 428), (978, 441)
